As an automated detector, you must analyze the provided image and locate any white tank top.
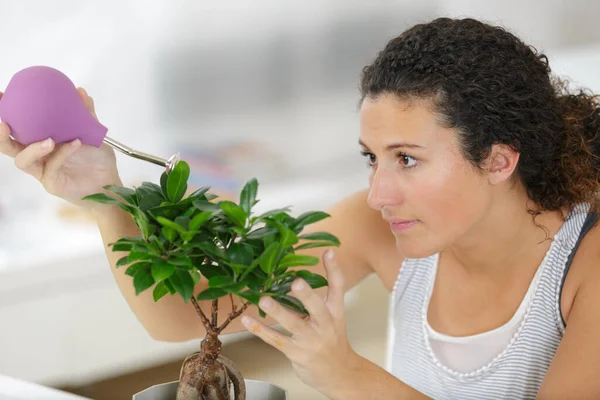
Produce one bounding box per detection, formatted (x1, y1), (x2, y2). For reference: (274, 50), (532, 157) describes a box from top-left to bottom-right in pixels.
(424, 250), (544, 373)
(386, 203), (598, 399)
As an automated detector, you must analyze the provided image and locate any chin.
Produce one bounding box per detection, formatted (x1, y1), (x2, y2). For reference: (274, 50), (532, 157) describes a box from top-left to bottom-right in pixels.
(394, 236), (441, 259)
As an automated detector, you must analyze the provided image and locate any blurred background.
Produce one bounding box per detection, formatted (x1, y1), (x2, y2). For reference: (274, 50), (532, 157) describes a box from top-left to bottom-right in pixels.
(1, 1), (599, 399)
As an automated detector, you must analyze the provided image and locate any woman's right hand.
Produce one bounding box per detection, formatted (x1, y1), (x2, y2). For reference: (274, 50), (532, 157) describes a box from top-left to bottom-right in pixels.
(0, 88), (122, 209)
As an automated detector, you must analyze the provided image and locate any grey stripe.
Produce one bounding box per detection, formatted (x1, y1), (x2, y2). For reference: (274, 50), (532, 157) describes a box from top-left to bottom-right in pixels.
(389, 203), (591, 400)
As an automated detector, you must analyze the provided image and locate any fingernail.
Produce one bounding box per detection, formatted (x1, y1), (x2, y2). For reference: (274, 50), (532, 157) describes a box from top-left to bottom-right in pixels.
(41, 138), (53, 150)
(72, 139), (81, 147)
(292, 279), (305, 291)
(241, 316), (252, 326)
(326, 249), (334, 260)
(259, 297), (274, 309)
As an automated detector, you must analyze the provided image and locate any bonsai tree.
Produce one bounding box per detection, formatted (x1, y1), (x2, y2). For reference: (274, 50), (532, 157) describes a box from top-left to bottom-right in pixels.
(83, 160), (340, 400)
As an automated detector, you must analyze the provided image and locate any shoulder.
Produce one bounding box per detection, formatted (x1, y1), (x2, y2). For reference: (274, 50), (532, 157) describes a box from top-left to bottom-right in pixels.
(539, 215), (600, 398)
(561, 213), (600, 324)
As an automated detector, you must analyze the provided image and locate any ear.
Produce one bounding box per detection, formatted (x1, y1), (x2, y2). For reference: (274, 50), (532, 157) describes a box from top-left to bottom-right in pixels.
(485, 144), (520, 185)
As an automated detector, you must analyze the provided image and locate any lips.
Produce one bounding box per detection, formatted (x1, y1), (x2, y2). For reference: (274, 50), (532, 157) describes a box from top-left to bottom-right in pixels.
(385, 218), (419, 232)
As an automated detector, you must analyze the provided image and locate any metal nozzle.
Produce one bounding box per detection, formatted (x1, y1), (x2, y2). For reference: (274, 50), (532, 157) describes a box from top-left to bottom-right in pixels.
(103, 136), (180, 174)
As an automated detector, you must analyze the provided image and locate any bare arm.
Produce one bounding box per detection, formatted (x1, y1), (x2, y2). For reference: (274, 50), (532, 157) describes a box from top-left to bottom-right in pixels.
(536, 231), (600, 399)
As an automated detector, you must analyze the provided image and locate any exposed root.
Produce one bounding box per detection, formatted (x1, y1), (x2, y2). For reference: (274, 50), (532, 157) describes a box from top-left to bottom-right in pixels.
(175, 335), (245, 400)
(218, 355), (246, 400)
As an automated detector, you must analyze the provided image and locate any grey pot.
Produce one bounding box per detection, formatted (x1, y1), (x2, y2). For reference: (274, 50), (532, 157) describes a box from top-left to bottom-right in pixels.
(132, 380), (289, 400)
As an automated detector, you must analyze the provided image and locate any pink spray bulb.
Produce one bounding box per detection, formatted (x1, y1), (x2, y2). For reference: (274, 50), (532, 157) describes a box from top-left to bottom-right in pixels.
(0, 66), (179, 173)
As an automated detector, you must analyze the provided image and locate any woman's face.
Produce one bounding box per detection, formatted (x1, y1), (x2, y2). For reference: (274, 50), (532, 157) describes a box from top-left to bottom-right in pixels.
(359, 94), (492, 258)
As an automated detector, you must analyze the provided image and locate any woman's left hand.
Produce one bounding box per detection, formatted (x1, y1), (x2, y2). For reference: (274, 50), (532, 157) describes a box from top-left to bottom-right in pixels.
(241, 249), (359, 396)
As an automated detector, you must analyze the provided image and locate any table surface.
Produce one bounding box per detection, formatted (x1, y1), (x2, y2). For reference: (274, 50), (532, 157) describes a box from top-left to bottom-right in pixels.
(0, 374), (91, 400)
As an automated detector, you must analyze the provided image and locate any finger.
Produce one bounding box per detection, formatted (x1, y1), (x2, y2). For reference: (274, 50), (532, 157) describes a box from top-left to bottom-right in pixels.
(323, 250), (345, 317)
(290, 278), (332, 328)
(77, 87), (97, 119)
(241, 315), (293, 353)
(0, 122), (25, 158)
(43, 139), (81, 185)
(14, 138), (55, 180)
(258, 296), (310, 335)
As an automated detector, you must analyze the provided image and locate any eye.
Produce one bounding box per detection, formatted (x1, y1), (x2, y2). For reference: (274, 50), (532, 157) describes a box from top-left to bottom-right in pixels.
(397, 153), (418, 168)
(360, 151), (377, 167)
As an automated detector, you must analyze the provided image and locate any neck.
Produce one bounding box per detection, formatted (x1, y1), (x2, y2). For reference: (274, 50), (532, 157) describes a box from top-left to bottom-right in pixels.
(445, 191), (566, 280)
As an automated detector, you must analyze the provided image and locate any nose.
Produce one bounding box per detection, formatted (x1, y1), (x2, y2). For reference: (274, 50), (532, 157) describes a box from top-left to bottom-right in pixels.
(367, 167), (403, 211)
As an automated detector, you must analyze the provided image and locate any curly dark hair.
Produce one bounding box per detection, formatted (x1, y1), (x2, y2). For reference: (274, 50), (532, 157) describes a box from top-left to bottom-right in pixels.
(360, 18), (600, 216)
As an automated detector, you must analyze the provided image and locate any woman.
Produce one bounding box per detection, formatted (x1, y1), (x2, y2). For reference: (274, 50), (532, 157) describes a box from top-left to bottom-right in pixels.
(2, 17), (599, 399)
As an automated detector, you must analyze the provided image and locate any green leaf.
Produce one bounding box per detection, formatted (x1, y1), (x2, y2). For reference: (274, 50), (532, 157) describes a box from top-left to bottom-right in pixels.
(291, 211), (330, 231)
(269, 212), (296, 228)
(192, 200), (221, 212)
(104, 185), (138, 205)
(166, 160), (190, 203)
(298, 232), (340, 246)
(189, 211), (212, 232)
(153, 282), (170, 301)
(277, 254), (320, 269)
(275, 294), (308, 316)
(220, 201), (247, 227)
(168, 254), (193, 269)
(190, 269), (202, 285)
(156, 216), (186, 233)
(185, 241), (224, 260)
(112, 242), (133, 252)
(81, 193), (135, 214)
(125, 262), (149, 276)
(227, 243), (254, 266)
(189, 186), (211, 199)
(141, 181), (164, 196)
(163, 279), (176, 294)
(197, 287), (228, 301)
(238, 290), (261, 305)
(168, 269), (194, 302)
(128, 250), (153, 263)
(243, 273), (263, 290)
(160, 172), (169, 199)
(149, 235), (164, 253)
(182, 206), (197, 218)
(162, 226), (177, 242)
(245, 227), (278, 240)
(260, 242), (281, 274)
(253, 207), (292, 222)
(133, 268), (155, 295)
(279, 228), (299, 249)
(151, 259), (175, 282)
(205, 193), (219, 201)
(263, 230), (278, 248)
(294, 241), (338, 251)
(224, 283), (247, 294)
(269, 280), (293, 294)
(136, 186), (164, 211)
(174, 216), (190, 231)
(116, 255), (130, 268)
(208, 275), (235, 288)
(240, 178), (258, 215)
(294, 270), (328, 289)
(198, 263), (227, 279)
(133, 208), (152, 238)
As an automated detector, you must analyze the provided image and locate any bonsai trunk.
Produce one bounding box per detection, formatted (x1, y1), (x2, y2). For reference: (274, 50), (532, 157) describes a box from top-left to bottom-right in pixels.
(176, 296), (250, 400)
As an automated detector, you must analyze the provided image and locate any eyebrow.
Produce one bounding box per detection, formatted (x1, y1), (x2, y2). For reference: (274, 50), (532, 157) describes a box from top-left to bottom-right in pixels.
(358, 139), (425, 151)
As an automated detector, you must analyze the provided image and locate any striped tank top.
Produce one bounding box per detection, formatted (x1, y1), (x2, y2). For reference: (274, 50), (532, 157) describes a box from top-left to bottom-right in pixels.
(387, 203), (599, 399)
